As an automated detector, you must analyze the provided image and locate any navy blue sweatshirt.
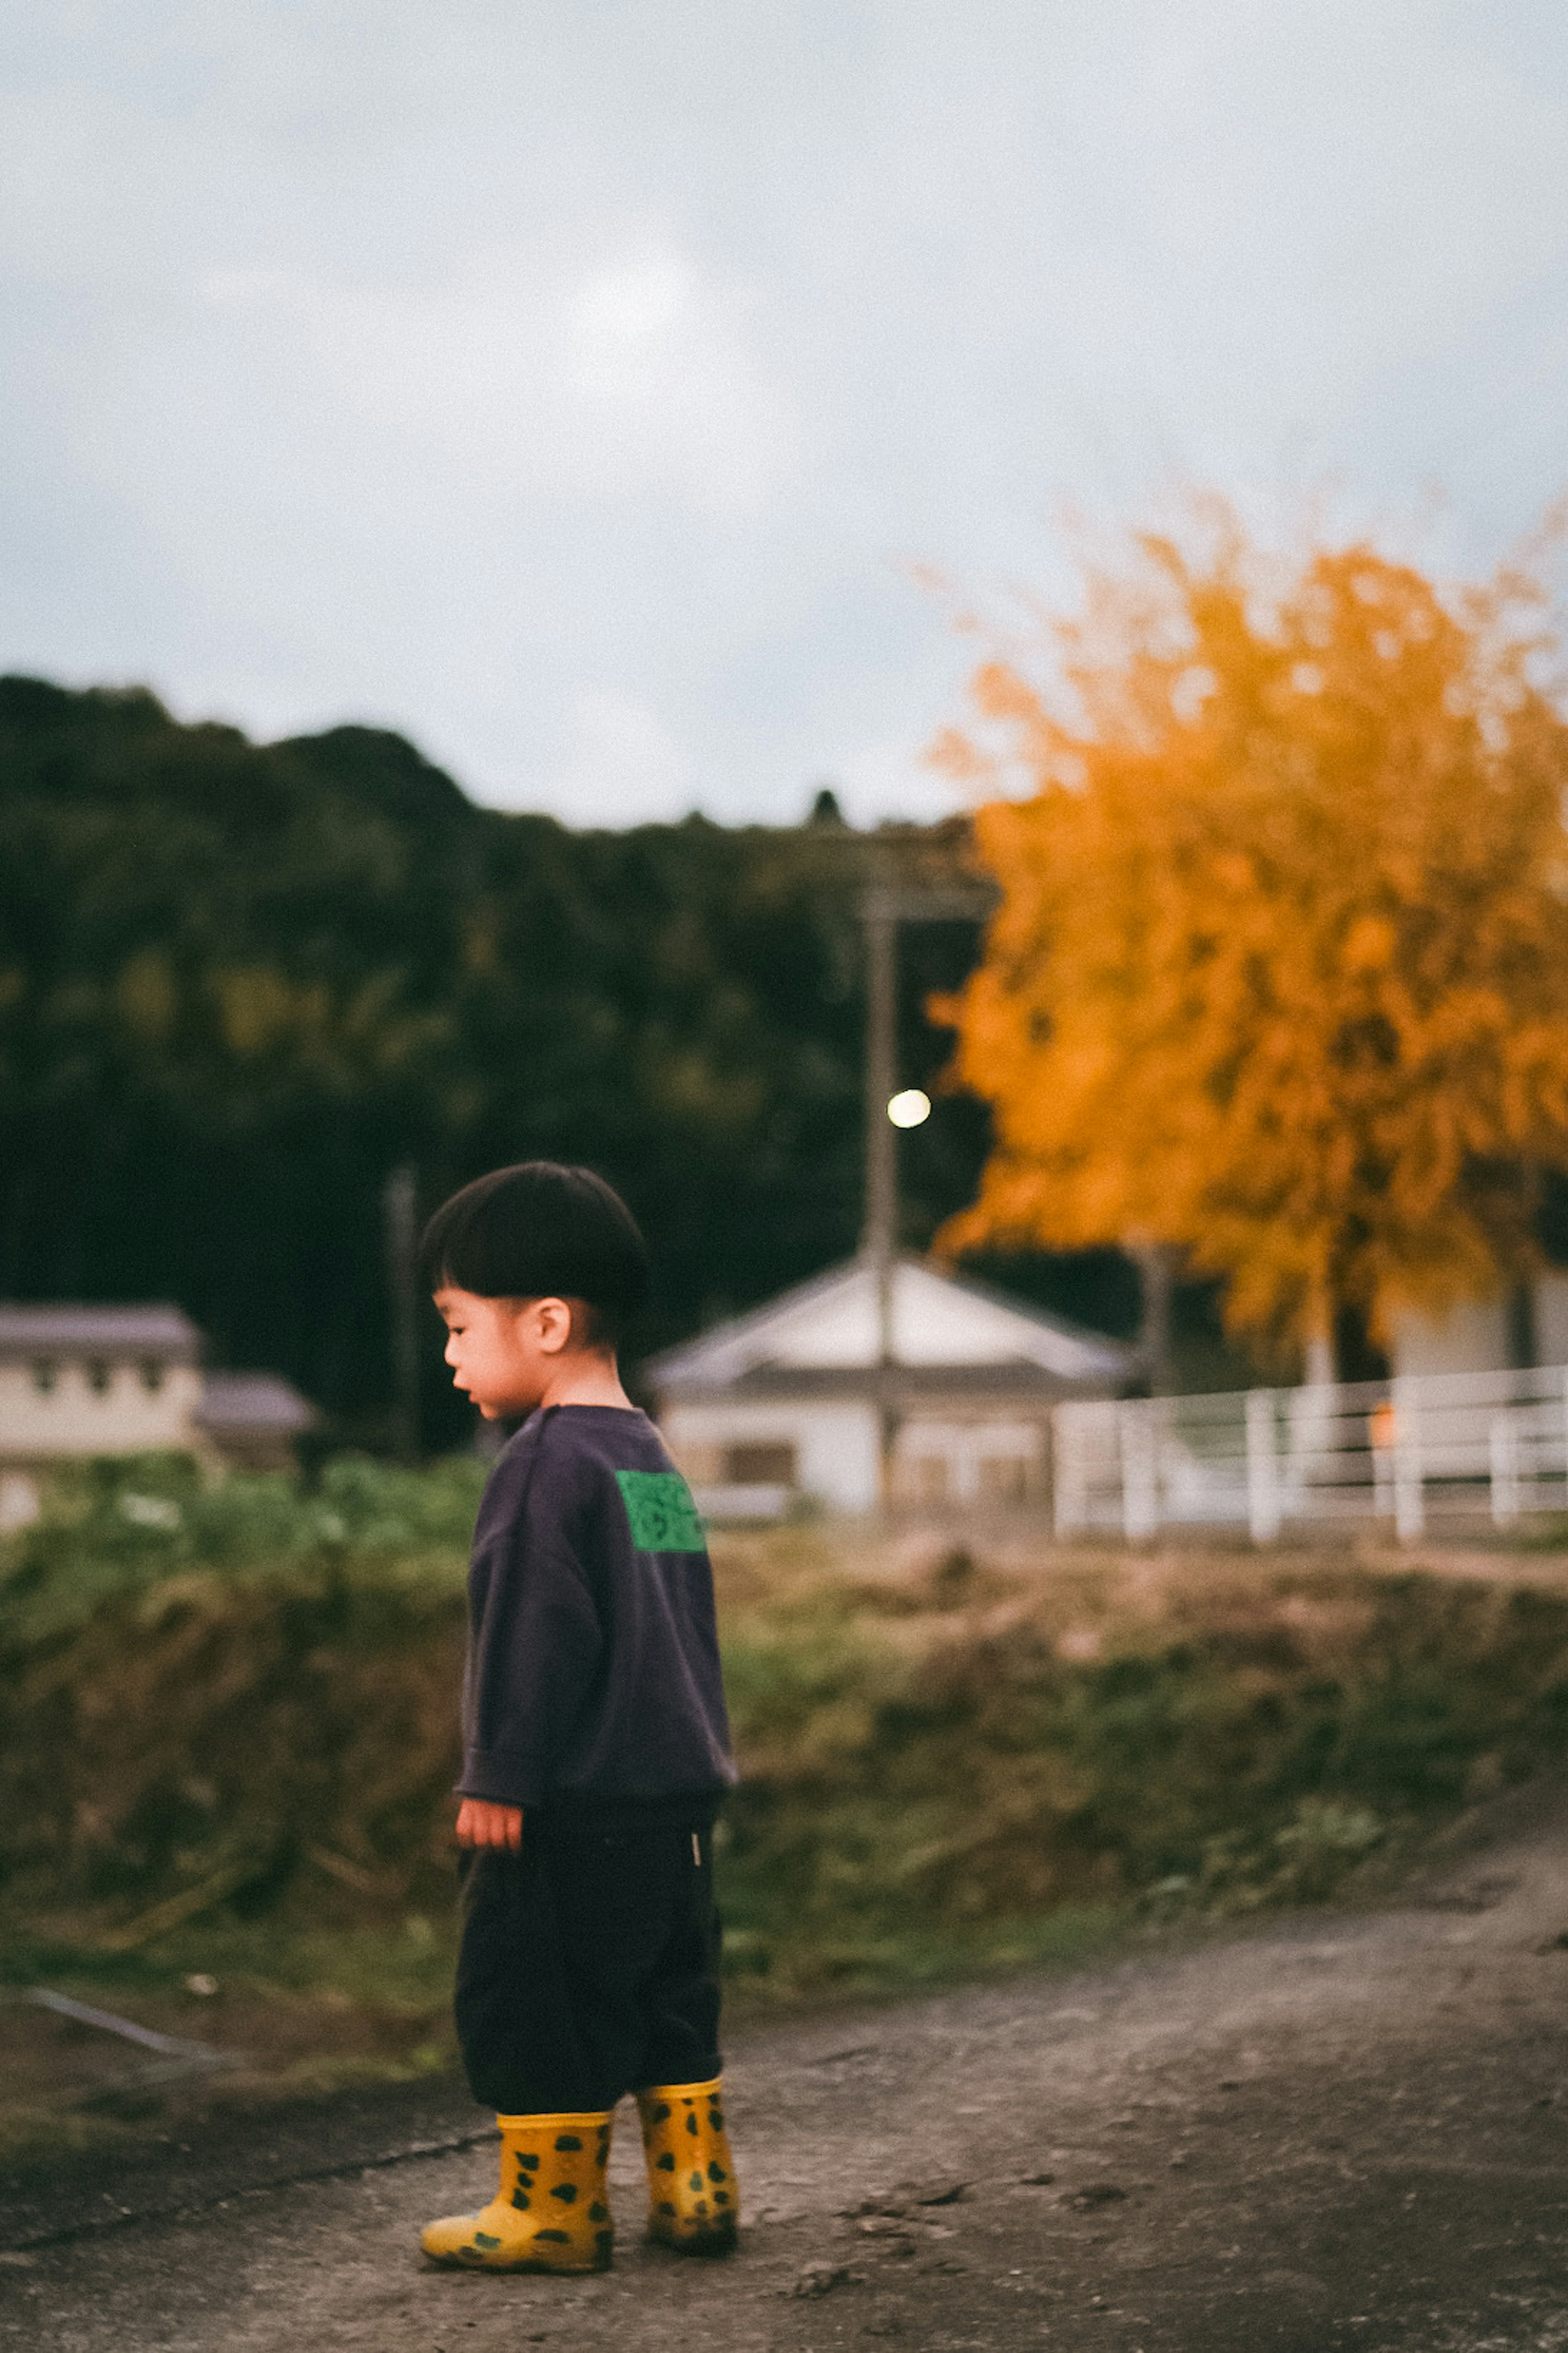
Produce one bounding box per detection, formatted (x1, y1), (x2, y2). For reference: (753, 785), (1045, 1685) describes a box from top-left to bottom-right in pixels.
(457, 1404), (737, 1812)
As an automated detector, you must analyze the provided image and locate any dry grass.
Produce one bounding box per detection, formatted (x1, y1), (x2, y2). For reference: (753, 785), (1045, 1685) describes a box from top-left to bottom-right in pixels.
(4, 1463), (1568, 2157)
(711, 1523), (1568, 1991)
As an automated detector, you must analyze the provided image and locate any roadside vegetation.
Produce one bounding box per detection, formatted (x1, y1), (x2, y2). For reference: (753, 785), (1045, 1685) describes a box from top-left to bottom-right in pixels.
(4, 1455), (1568, 2159)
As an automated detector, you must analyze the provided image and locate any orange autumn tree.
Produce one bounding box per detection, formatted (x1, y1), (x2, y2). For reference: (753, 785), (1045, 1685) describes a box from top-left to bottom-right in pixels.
(935, 517), (1568, 1369)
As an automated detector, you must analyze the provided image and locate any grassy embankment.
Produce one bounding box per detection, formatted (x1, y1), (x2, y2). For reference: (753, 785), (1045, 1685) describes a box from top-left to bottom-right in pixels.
(3, 1454), (1568, 2156)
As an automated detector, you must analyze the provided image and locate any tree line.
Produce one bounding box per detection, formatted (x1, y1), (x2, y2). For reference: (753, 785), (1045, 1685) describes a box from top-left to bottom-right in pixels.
(15, 513), (1512, 1445)
(3, 673), (1106, 1449)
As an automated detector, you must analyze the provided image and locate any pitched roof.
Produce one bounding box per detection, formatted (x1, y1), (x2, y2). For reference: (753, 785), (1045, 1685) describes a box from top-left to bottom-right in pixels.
(0, 1303), (202, 1359)
(195, 1373), (318, 1437)
(647, 1254), (1135, 1395)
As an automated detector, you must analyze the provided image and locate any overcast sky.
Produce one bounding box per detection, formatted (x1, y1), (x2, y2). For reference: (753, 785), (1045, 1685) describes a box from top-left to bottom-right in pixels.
(4, 2), (1568, 826)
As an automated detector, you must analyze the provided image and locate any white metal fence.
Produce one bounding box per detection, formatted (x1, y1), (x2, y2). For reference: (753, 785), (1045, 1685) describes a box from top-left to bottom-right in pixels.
(1051, 1362), (1568, 1542)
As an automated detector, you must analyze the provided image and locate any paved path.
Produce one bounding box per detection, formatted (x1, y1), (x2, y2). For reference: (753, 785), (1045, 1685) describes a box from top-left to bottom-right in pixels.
(4, 1785), (1567, 2353)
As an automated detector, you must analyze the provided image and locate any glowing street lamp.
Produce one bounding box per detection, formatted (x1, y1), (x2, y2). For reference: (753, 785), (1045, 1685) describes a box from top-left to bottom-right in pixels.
(887, 1088), (931, 1128)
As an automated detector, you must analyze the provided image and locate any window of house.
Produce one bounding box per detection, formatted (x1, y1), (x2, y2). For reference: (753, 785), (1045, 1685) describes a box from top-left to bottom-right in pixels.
(910, 1456), (949, 1505)
(978, 1455), (1029, 1504)
(139, 1358), (166, 1394)
(722, 1442), (797, 1486)
(30, 1359), (57, 1396)
(86, 1359), (113, 1396)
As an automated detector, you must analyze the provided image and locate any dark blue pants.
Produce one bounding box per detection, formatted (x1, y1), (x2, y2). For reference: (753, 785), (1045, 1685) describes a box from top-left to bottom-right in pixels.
(454, 1799), (724, 2115)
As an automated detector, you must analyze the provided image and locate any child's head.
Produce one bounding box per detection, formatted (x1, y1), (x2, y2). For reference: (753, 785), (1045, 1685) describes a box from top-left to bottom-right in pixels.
(422, 1162), (648, 1418)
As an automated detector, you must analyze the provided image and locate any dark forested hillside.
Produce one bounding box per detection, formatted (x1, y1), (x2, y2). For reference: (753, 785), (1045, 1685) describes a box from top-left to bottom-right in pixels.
(0, 674), (1040, 1447)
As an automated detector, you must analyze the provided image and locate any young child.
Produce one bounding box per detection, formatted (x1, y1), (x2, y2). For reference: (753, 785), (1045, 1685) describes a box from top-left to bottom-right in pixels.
(417, 1161), (739, 2275)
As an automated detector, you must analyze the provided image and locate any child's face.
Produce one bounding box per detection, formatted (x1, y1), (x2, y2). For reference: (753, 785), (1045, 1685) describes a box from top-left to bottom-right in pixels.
(432, 1286), (572, 1419)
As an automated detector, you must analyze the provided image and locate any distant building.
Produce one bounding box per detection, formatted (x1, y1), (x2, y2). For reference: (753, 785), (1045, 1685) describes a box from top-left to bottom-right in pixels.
(647, 1254), (1137, 1519)
(193, 1373), (322, 1473)
(0, 1304), (318, 1525)
(1391, 1270), (1568, 1382)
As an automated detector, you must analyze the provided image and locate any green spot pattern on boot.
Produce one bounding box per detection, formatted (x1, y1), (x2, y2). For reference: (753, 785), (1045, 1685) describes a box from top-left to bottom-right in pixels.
(636, 2076), (739, 2257)
(421, 2110), (616, 2274)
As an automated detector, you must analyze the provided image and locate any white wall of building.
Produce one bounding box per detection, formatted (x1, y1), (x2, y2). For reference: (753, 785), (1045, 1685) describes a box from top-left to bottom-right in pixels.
(662, 1397), (1056, 1516)
(1393, 1275), (1568, 1381)
(0, 1356), (203, 1459)
(662, 1398), (882, 1515)
(1533, 1272), (1568, 1369)
(893, 1416), (1046, 1506)
(1390, 1297), (1512, 1381)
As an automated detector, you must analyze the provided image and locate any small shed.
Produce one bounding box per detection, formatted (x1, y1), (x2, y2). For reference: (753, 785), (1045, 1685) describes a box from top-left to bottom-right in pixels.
(647, 1254), (1137, 1519)
(195, 1373), (321, 1473)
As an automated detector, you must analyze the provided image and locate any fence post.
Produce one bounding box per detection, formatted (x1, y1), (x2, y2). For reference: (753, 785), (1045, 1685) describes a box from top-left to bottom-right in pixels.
(1118, 1399), (1159, 1541)
(1050, 1408), (1077, 1539)
(1392, 1382), (1424, 1541)
(1489, 1412), (1520, 1529)
(1245, 1389), (1281, 1544)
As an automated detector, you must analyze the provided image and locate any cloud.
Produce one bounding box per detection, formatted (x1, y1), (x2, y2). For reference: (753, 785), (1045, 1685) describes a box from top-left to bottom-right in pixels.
(189, 235), (795, 518)
(186, 229), (795, 520)
(3, 1), (1568, 822)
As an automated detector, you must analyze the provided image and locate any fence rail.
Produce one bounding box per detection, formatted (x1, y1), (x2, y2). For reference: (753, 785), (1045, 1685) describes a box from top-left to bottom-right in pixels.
(1051, 1362), (1568, 1542)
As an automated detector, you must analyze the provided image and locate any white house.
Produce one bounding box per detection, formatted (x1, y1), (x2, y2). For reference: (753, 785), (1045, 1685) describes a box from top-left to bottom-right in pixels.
(0, 1304), (318, 1526)
(647, 1254), (1137, 1519)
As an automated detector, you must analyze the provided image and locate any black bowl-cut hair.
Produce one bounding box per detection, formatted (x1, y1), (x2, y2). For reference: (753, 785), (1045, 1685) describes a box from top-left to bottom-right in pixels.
(421, 1162), (649, 1346)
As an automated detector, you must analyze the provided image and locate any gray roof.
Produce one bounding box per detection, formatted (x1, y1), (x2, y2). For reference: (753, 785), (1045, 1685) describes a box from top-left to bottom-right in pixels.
(648, 1253), (1136, 1398)
(195, 1373), (319, 1436)
(0, 1303), (202, 1359)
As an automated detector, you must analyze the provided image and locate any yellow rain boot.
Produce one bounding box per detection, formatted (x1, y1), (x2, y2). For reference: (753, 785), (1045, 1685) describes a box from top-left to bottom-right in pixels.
(636, 2075), (739, 2254)
(421, 2110), (615, 2272)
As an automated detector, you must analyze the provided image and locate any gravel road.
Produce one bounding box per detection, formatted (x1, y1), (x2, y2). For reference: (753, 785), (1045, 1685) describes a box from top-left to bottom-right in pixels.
(3, 1781), (1566, 2353)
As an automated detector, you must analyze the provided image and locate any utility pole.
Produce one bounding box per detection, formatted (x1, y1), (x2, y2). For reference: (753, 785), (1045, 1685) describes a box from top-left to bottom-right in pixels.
(383, 1163), (421, 1465)
(1131, 1241), (1176, 1393)
(862, 877), (900, 1500)
(860, 851), (995, 1508)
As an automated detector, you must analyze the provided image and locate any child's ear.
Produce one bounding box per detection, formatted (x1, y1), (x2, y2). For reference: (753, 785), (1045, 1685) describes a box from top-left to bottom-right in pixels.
(535, 1296), (575, 1355)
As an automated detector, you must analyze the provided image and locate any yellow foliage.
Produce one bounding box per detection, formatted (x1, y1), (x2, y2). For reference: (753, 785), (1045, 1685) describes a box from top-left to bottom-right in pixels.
(936, 516), (1568, 1355)
(114, 949), (178, 1042)
(213, 966), (332, 1060)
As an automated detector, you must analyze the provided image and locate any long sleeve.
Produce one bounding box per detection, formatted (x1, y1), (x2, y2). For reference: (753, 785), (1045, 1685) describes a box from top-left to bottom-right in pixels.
(458, 1424), (604, 1807)
(454, 1404), (735, 1809)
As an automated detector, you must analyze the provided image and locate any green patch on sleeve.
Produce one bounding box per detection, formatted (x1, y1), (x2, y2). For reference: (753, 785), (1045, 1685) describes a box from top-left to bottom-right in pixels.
(615, 1468), (708, 1553)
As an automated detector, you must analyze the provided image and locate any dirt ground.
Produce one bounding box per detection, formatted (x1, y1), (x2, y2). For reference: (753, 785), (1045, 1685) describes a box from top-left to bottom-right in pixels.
(2, 1779), (1566, 2353)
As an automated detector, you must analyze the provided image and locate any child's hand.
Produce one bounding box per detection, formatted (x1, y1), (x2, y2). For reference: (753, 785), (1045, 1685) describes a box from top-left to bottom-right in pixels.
(455, 1799), (523, 1850)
